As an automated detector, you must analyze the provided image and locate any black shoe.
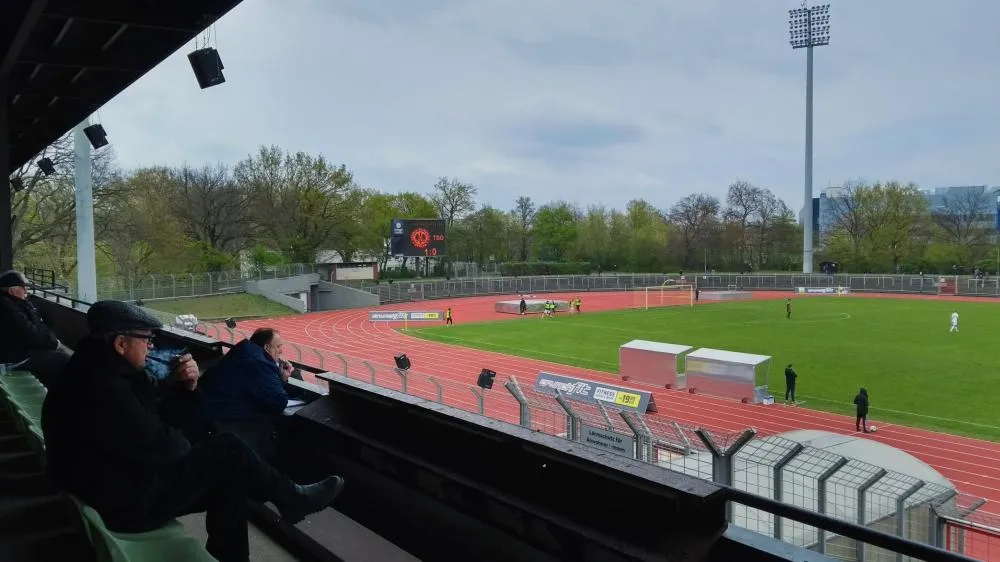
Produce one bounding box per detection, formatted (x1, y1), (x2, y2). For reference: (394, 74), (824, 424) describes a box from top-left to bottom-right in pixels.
(275, 476), (345, 524)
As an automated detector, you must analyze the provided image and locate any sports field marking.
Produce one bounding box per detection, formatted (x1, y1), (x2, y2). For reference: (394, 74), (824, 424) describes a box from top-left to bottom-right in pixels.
(422, 332), (619, 369)
(565, 312), (852, 336)
(799, 394), (1000, 431)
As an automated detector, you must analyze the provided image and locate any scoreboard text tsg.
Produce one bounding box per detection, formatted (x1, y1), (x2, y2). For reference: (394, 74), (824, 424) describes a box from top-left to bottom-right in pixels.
(389, 219), (447, 257)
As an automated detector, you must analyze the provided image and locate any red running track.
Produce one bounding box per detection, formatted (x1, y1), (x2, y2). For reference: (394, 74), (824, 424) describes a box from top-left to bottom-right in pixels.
(232, 291), (1000, 522)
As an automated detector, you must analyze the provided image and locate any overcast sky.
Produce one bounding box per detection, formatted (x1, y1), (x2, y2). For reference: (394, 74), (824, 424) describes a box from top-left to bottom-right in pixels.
(99, 0), (1000, 214)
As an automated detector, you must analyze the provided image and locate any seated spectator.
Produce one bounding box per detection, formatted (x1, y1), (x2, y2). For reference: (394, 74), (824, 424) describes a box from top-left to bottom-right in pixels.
(41, 300), (344, 562)
(199, 327), (293, 459)
(0, 270), (72, 384)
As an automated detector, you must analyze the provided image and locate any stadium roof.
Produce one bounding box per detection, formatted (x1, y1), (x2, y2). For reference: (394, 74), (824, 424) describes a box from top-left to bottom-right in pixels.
(2, 0), (244, 173)
(620, 340), (693, 355)
(686, 348), (771, 366)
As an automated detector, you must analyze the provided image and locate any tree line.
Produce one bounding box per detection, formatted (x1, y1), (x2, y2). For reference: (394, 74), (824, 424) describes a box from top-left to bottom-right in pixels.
(10, 135), (991, 280)
(822, 181), (998, 274)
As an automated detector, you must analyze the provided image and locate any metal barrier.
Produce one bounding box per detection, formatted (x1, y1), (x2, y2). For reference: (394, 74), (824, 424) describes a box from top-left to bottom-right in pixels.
(354, 273), (1000, 304)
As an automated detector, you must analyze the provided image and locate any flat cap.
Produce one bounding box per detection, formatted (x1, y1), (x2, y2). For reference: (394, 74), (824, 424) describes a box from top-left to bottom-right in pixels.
(0, 270), (28, 288)
(87, 300), (163, 335)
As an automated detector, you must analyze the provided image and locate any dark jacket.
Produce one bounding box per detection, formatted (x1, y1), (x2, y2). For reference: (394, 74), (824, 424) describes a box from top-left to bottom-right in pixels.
(784, 367), (797, 386)
(41, 337), (192, 509)
(853, 389), (869, 416)
(198, 339), (289, 423)
(0, 293), (58, 361)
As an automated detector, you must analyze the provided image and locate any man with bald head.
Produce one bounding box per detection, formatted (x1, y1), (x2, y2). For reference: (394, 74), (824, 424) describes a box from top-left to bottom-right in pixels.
(42, 300), (345, 562)
(0, 270), (71, 384)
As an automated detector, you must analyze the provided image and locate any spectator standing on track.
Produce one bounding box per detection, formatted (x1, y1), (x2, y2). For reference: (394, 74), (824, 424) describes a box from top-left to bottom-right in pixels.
(445, 307), (453, 326)
(519, 298), (527, 315)
(784, 364), (797, 404)
(854, 388), (870, 433)
(785, 298), (792, 319)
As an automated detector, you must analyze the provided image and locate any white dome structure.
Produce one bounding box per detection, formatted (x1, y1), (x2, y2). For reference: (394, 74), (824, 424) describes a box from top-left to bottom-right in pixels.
(662, 429), (957, 555)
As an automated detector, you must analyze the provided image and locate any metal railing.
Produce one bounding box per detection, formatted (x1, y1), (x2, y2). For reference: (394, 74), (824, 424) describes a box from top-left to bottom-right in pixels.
(195, 323), (997, 562)
(351, 272), (1000, 304)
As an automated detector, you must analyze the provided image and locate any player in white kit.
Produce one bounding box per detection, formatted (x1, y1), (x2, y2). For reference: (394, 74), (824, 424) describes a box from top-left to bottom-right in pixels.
(950, 311), (959, 332)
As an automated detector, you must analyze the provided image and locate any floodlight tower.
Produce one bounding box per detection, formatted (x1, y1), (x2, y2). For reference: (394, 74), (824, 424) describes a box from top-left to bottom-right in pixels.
(789, 3), (830, 274)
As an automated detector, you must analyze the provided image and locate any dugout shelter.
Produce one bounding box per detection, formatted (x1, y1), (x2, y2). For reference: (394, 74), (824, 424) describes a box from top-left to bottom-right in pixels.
(684, 347), (772, 404)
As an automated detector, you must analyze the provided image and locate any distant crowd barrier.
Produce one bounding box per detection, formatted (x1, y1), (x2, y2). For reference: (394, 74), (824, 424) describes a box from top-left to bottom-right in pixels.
(353, 273), (1000, 304)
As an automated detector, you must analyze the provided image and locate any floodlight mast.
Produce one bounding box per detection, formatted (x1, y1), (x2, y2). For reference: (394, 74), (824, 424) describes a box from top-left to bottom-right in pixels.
(789, 3), (830, 274)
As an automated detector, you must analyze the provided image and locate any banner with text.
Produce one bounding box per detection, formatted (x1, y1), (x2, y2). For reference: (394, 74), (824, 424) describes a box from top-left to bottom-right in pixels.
(581, 425), (636, 458)
(533, 371), (657, 413)
(795, 287), (850, 295)
(368, 311), (443, 322)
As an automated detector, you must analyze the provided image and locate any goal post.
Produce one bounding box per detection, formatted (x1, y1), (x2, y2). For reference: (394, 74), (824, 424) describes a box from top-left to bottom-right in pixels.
(632, 284), (695, 310)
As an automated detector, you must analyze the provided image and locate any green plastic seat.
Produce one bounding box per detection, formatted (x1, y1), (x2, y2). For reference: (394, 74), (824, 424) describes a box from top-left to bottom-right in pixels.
(25, 422), (46, 465)
(68, 496), (216, 562)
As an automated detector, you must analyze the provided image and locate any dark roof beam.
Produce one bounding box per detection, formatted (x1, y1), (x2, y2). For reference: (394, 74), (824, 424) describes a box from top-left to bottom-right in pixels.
(42, 1), (222, 34)
(1, 0), (49, 77)
(51, 17), (75, 47)
(101, 24), (129, 52)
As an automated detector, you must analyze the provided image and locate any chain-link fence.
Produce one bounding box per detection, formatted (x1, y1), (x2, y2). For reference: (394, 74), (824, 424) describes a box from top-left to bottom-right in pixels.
(355, 272), (1000, 304)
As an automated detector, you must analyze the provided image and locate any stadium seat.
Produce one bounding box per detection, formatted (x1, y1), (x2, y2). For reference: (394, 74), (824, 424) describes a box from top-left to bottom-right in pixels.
(67, 495), (217, 562)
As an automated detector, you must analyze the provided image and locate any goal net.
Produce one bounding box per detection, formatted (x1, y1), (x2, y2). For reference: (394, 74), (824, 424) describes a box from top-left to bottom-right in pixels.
(633, 284), (694, 310)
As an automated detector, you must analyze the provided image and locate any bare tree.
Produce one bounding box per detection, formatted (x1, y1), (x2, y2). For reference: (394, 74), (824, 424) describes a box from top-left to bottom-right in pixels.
(931, 187), (994, 250)
(430, 177), (477, 226)
(667, 193), (720, 268)
(723, 179), (763, 267)
(167, 163), (255, 253)
(9, 133), (119, 276)
(824, 179), (872, 259)
(511, 196), (535, 260)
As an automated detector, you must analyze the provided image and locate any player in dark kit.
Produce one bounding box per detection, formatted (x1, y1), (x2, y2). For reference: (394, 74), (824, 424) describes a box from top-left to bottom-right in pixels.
(785, 299), (792, 319)
(519, 298), (527, 315)
(445, 308), (453, 326)
(784, 364), (797, 404)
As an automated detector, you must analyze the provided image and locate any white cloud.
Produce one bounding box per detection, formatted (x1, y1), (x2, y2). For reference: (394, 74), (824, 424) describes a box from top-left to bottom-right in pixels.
(100, 0), (1000, 214)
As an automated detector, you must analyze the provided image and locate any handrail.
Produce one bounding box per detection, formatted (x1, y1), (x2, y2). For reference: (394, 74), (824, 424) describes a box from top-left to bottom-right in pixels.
(29, 286), (91, 309)
(724, 487), (977, 562)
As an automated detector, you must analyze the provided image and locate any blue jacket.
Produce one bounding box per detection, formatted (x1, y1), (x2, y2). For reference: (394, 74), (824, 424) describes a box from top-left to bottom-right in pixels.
(199, 339), (289, 422)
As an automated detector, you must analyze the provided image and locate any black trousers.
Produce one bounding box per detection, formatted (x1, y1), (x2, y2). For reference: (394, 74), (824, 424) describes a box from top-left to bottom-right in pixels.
(99, 432), (295, 562)
(785, 384), (795, 401)
(856, 414), (868, 430)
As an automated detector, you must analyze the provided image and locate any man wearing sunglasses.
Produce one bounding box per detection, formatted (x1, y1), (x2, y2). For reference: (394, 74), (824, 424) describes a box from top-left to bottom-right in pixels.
(41, 300), (345, 562)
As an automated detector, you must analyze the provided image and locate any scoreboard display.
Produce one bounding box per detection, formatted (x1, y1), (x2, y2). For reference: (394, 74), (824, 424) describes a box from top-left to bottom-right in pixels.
(389, 218), (447, 257)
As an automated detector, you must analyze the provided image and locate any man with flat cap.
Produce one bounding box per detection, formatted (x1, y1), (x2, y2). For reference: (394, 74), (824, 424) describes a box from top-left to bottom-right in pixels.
(0, 269), (72, 384)
(42, 300), (345, 562)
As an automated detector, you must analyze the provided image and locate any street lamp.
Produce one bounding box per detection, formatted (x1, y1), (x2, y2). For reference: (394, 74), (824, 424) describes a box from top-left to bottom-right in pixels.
(789, 3), (830, 274)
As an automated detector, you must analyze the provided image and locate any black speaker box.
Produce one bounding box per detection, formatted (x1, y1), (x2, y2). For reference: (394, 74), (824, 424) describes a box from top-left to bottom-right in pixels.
(37, 157), (55, 176)
(187, 47), (226, 89)
(477, 369), (497, 390)
(83, 124), (108, 149)
(394, 354), (411, 371)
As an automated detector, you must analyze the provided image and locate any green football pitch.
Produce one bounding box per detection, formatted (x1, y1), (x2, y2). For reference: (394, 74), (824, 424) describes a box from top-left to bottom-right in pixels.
(410, 297), (1000, 441)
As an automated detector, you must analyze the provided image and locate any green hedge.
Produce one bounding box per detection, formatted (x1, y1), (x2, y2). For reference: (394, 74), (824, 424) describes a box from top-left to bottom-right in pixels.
(499, 261), (593, 276)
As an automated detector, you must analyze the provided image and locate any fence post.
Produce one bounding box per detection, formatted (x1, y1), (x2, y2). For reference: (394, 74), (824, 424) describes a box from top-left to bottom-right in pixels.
(928, 490), (957, 548)
(469, 387), (484, 415)
(895, 481), (926, 562)
(393, 368), (408, 394)
(289, 342), (303, 363)
(696, 428), (756, 523)
(671, 421), (694, 454)
(772, 443), (804, 541)
(503, 376), (531, 429)
(595, 400), (615, 430)
(362, 360), (375, 384)
(857, 469), (887, 562)
(552, 391), (580, 441)
(311, 348), (324, 370)
(427, 376), (443, 402)
(816, 458), (848, 554)
(331, 354), (348, 377)
(620, 411), (654, 463)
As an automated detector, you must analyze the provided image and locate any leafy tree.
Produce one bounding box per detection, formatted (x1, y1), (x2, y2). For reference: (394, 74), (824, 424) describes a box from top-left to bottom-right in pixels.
(532, 203), (578, 261)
